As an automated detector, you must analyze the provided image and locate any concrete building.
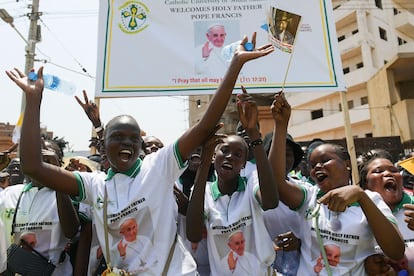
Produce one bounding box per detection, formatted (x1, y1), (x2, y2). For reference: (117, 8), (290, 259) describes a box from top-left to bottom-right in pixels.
(189, 0), (414, 154)
(0, 122), (54, 155)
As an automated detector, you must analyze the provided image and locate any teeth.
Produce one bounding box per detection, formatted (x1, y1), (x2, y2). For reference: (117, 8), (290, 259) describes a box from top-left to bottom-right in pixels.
(222, 163), (233, 170)
(120, 149), (132, 155)
(315, 172), (326, 181)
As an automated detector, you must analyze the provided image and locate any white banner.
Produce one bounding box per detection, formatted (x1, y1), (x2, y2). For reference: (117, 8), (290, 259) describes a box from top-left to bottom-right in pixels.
(95, 0), (346, 97)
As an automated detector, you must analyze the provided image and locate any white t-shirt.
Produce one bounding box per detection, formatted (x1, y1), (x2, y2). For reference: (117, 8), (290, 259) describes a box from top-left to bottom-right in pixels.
(78, 202), (102, 275)
(203, 172), (275, 276)
(0, 184), (24, 273)
(381, 192), (414, 271)
(117, 236), (158, 273)
(74, 142), (197, 275)
(175, 181), (210, 276)
(296, 185), (396, 275)
(12, 184), (73, 276)
(220, 250), (261, 276)
(263, 176), (310, 240)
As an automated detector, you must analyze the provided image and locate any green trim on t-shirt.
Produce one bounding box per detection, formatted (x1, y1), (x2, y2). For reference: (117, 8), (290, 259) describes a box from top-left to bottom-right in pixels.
(105, 158), (141, 180)
(174, 141), (187, 169)
(72, 172), (85, 202)
(393, 192), (414, 213)
(22, 182), (33, 192)
(293, 185), (307, 211)
(211, 176), (247, 201)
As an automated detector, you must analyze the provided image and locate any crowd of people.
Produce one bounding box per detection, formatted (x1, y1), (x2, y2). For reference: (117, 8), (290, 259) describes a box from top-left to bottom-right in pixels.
(1, 31), (414, 276)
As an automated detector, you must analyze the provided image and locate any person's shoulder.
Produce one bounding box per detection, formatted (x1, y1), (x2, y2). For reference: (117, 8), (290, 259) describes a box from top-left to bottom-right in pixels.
(0, 184), (24, 202)
(2, 184), (24, 194)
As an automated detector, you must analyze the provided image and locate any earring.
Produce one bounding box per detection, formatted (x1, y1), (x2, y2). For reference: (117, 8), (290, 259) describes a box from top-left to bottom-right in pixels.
(346, 167), (351, 171)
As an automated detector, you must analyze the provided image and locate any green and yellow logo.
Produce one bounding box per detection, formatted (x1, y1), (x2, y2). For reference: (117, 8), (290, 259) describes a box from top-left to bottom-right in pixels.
(118, 1), (149, 34)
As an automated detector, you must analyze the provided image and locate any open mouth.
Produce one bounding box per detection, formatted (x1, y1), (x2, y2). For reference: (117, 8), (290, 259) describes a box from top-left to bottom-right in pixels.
(221, 162), (233, 170)
(384, 180), (397, 192)
(119, 149), (133, 162)
(315, 171), (327, 182)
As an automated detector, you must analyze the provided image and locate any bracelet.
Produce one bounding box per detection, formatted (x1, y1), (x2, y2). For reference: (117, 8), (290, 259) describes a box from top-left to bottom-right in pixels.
(249, 138), (263, 149)
(94, 125), (104, 133)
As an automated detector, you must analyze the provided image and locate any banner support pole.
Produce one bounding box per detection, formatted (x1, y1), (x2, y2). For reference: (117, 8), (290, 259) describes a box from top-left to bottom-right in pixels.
(339, 90), (359, 185)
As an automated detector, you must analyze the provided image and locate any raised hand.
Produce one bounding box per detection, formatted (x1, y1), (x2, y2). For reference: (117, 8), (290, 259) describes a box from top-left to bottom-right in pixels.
(75, 90), (101, 127)
(227, 251), (238, 270)
(202, 124), (226, 163)
(233, 32), (274, 64)
(6, 67), (44, 100)
(271, 91), (291, 128)
(117, 240), (127, 258)
(237, 85), (259, 137)
(202, 41), (212, 59)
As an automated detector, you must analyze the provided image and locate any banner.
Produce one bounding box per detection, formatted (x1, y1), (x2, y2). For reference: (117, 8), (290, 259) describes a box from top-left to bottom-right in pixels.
(95, 0), (346, 97)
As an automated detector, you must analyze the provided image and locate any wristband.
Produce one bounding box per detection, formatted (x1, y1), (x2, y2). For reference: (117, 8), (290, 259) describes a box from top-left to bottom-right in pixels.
(249, 138), (263, 149)
(95, 125), (104, 133)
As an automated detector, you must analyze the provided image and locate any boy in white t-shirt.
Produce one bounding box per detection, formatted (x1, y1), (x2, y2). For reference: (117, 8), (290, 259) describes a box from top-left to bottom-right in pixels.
(7, 33), (274, 275)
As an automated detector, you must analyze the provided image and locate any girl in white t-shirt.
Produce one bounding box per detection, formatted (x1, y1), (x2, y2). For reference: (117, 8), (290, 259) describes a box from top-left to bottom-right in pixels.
(268, 92), (405, 275)
(359, 150), (414, 274)
(187, 89), (278, 276)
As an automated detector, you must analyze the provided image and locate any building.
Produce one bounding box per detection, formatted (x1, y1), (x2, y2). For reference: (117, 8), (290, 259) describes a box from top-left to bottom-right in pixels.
(189, 0), (414, 155)
(0, 122), (54, 155)
(0, 123), (15, 153)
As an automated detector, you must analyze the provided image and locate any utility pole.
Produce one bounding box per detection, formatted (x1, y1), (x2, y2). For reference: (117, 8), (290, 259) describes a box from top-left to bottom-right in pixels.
(0, 1), (42, 147)
(22, 0), (41, 111)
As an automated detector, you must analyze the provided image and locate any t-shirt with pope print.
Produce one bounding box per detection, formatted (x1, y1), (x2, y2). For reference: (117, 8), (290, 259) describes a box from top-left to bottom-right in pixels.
(73, 142), (197, 275)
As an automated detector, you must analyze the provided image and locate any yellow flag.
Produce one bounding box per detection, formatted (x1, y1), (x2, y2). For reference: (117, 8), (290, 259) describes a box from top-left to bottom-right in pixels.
(398, 157), (414, 175)
(12, 112), (23, 144)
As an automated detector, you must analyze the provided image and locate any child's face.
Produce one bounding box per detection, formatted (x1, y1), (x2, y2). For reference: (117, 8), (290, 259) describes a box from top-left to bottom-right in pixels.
(214, 136), (247, 181)
(365, 158), (402, 208)
(309, 144), (350, 192)
(105, 117), (142, 173)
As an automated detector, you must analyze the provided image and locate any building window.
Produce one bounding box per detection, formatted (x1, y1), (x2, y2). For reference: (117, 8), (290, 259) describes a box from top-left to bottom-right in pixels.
(379, 27), (387, 41)
(365, 133), (373, 138)
(311, 109), (323, 120)
(338, 35), (345, 42)
(338, 103), (342, 112)
(356, 62), (364, 69)
(343, 67), (350, 74)
(398, 37), (407, 45)
(384, 60), (388, 65)
(196, 99), (201, 108)
(360, 96), (368, 105)
(348, 100), (354, 109)
(375, 0), (383, 9)
(351, 29), (359, 35)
